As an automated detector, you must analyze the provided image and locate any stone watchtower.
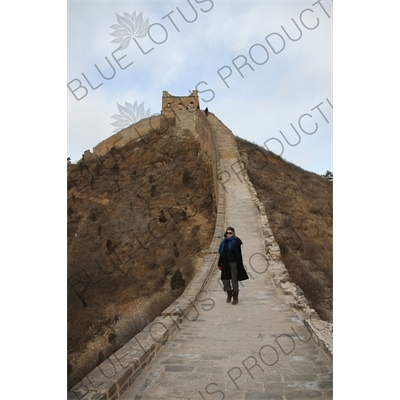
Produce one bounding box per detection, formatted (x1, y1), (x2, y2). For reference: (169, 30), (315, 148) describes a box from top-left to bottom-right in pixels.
(162, 90), (200, 112)
(161, 90), (200, 131)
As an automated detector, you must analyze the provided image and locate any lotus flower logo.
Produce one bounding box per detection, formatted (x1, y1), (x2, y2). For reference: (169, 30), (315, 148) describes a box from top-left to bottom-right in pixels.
(110, 11), (150, 50)
(110, 101), (151, 133)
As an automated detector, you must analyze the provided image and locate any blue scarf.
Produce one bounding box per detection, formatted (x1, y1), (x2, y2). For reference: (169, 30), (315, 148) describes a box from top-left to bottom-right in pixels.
(218, 235), (236, 255)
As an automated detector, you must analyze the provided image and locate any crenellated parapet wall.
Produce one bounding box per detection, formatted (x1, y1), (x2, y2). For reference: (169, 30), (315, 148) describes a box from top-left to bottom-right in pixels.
(89, 91), (201, 157)
(92, 115), (163, 157)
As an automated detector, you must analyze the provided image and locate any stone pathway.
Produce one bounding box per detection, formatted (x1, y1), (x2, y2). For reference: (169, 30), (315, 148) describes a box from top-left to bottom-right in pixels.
(122, 114), (333, 399)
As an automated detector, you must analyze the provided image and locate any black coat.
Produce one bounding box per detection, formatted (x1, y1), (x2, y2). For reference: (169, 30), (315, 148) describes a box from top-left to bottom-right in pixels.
(217, 237), (249, 281)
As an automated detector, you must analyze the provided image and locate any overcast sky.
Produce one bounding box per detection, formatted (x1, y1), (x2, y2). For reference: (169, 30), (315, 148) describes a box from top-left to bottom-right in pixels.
(67, 0), (332, 174)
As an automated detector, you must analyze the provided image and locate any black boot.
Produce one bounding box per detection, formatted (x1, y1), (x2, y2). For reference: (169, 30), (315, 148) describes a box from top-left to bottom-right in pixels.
(226, 290), (233, 303)
(232, 291), (238, 305)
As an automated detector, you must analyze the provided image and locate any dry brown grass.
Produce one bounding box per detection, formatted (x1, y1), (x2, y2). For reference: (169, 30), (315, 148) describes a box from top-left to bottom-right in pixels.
(236, 137), (333, 323)
(67, 128), (216, 389)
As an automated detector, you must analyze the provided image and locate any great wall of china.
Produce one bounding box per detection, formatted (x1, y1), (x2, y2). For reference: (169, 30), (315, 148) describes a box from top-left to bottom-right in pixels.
(68, 91), (333, 400)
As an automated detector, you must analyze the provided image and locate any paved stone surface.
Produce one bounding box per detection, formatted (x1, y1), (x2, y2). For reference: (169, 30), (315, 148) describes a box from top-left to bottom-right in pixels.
(122, 114), (332, 399)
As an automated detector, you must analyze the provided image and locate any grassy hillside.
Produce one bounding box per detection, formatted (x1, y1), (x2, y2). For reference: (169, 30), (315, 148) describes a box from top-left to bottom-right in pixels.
(67, 128), (216, 388)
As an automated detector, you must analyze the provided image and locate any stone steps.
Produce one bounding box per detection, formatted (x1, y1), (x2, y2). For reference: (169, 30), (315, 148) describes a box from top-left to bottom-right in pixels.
(207, 113), (238, 159)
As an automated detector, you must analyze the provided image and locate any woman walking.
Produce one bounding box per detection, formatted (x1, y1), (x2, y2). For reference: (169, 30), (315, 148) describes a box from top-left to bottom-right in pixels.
(217, 227), (249, 305)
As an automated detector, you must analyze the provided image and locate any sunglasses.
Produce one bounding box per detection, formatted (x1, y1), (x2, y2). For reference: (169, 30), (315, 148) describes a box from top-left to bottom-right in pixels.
(226, 231), (233, 235)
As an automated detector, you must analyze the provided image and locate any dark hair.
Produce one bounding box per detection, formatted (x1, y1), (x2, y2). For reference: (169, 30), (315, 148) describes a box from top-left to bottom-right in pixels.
(224, 227), (235, 237)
